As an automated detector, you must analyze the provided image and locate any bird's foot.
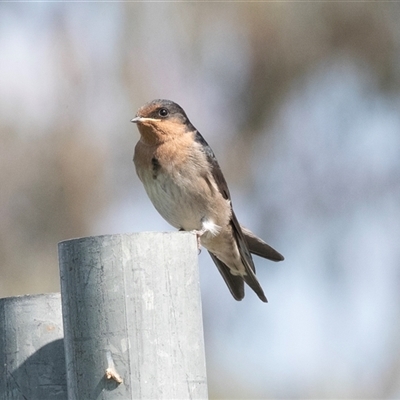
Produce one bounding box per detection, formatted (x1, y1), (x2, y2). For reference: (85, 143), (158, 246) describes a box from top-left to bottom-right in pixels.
(193, 228), (206, 254)
(105, 367), (123, 384)
(105, 351), (123, 384)
(180, 228), (203, 254)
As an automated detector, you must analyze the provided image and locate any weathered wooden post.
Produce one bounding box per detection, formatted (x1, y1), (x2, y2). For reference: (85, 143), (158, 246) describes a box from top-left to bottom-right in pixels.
(59, 232), (208, 400)
(0, 293), (67, 399)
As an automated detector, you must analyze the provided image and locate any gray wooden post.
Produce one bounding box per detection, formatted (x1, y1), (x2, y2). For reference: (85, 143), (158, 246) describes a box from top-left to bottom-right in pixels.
(0, 293), (67, 399)
(59, 232), (208, 400)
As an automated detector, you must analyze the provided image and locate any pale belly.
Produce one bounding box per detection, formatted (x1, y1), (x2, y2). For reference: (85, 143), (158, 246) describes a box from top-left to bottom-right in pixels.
(141, 170), (230, 234)
(139, 168), (244, 275)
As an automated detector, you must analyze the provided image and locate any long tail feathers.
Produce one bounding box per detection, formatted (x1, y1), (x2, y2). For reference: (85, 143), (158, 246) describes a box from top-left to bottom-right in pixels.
(230, 212), (268, 302)
(241, 226), (284, 262)
(209, 252), (245, 301)
(207, 218), (283, 303)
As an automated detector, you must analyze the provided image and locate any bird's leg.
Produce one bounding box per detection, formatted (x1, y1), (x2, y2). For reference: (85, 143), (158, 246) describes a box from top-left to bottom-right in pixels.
(194, 219), (221, 254)
(180, 227), (204, 254)
(179, 227), (208, 254)
(105, 351), (123, 384)
(193, 228), (206, 254)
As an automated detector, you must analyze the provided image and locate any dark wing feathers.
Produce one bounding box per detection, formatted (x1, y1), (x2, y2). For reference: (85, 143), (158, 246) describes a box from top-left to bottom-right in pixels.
(208, 252), (245, 301)
(195, 130), (282, 302)
(194, 131), (231, 200)
(230, 210), (268, 303)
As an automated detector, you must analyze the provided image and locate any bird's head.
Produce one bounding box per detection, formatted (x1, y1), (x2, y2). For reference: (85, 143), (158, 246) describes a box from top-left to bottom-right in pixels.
(131, 99), (195, 145)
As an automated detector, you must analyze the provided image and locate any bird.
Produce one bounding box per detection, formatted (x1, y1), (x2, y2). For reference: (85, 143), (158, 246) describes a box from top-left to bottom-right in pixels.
(131, 99), (284, 302)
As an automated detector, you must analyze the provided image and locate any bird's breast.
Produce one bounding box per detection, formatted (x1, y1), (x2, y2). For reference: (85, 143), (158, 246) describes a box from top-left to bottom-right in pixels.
(134, 138), (230, 232)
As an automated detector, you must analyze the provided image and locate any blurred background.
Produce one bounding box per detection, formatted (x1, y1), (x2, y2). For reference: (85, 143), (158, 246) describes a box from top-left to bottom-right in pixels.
(1, 3), (400, 398)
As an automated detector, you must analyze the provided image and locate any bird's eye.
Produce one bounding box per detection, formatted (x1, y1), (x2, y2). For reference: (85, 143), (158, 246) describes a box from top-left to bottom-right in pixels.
(158, 108), (169, 117)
